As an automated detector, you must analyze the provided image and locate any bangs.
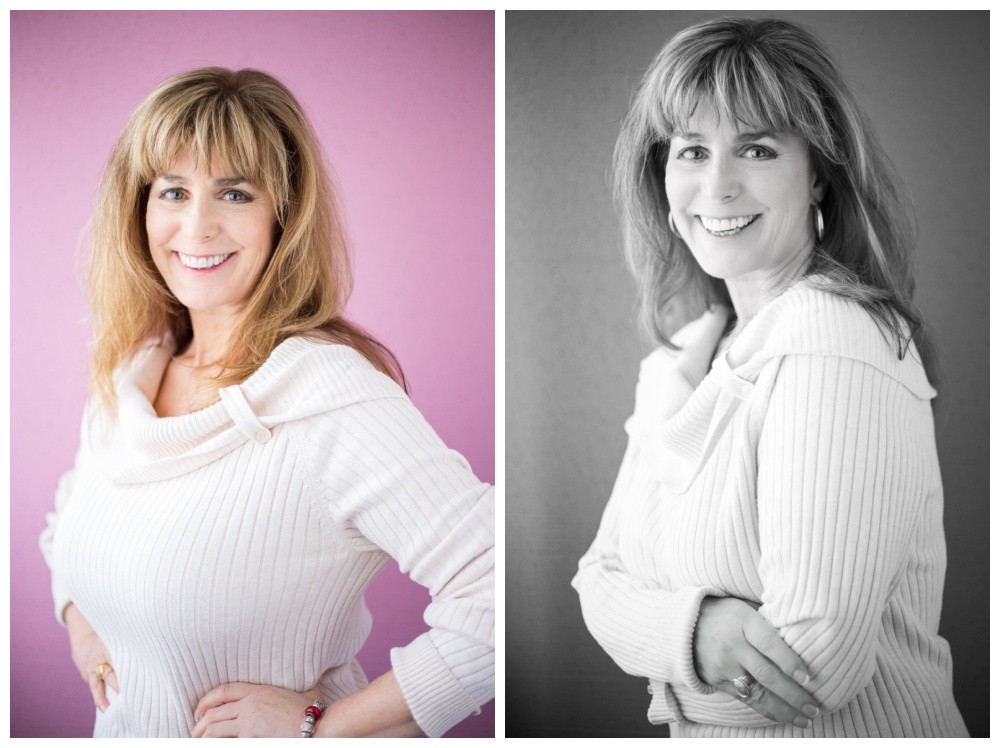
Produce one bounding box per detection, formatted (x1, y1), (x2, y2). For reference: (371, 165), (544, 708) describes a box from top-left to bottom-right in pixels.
(649, 41), (836, 158)
(131, 90), (291, 213)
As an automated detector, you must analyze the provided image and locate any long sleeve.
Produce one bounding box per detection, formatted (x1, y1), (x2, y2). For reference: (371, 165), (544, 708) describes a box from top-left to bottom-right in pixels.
(569, 287), (965, 736)
(571, 439), (719, 694)
(755, 354), (929, 714)
(297, 395), (494, 738)
(39, 403), (93, 625)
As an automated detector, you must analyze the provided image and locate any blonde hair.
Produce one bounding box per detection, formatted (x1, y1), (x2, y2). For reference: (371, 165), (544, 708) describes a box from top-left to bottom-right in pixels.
(613, 17), (937, 386)
(88, 67), (405, 414)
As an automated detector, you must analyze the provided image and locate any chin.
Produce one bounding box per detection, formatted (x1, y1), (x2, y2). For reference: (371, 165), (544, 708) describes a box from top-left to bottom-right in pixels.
(687, 247), (758, 281)
(172, 294), (230, 313)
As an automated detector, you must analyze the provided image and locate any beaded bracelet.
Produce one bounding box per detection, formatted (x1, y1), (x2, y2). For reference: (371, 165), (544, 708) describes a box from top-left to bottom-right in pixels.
(299, 700), (326, 738)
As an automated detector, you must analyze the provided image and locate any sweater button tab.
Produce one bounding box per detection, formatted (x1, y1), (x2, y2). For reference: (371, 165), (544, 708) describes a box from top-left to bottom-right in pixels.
(254, 430), (270, 444)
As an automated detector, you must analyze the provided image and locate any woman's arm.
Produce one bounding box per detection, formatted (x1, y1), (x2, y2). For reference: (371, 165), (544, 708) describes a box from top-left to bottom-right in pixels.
(572, 353), (816, 725)
(38, 463), (77, 624)
(572, 440), (722, 694)
(300, 394), (494, 736)
(573, 442), (815, 726)
(63, 603), (121, 712)
(39, 405), (94, 625)
(672, 354), (929, 729)
(752, 353), (929, 714)
(193, 393), (493, 738)
(193, 670), (420, 737)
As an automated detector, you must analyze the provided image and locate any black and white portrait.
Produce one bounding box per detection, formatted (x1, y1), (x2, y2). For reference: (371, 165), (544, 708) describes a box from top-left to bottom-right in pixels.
(506, 10), (986, 738)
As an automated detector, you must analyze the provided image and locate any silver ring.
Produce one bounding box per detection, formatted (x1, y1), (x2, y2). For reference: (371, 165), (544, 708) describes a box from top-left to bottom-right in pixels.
(732, 674), (756, 700)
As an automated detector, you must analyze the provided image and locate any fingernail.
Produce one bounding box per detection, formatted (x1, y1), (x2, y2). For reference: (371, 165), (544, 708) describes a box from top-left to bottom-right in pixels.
(794, 716), (811, 729)
(803, 704), (819, 718)
(793, 669), (809, 684)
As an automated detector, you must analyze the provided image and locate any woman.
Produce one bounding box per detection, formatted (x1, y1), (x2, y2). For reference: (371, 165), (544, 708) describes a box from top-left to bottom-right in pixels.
(571, 18), (968, 738)
(39, 67), (493, 738)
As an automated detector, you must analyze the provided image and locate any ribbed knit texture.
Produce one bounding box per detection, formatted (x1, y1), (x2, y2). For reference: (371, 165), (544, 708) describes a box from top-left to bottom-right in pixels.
(571, 279), (968, 737)
(39, 337), (494, 737)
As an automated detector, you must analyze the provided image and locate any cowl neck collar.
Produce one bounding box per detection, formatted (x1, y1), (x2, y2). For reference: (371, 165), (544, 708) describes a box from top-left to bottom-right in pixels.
(96, 335), (404, 484)
(626, 279), (935, 494)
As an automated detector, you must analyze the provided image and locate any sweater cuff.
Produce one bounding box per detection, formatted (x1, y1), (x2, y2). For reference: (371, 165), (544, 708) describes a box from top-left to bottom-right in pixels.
(657, 586), (717, 695)
(390, 633), (481, 737)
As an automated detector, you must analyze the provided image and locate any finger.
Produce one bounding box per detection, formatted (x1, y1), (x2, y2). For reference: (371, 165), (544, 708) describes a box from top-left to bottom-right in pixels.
(192, 703), (239, 738)
(199, 718), (240, 738)
(721, 672), (806, 726)
(104, 669), (121, 695)
(195, 682), (249, 721)
(741, 647), (816, 721)
(718, 679), (780, 722)
(740, 678), (786, 722)
(743, 614), (810, 684)
(88, 672), (109, 712)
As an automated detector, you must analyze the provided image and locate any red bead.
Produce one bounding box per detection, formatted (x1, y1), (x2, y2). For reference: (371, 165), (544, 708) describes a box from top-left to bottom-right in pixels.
(305, 705), (322, 720)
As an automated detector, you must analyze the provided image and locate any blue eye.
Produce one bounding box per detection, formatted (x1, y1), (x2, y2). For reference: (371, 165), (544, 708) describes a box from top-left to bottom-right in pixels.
(159, 188), (184, 201)
(222, 190), (252, 203)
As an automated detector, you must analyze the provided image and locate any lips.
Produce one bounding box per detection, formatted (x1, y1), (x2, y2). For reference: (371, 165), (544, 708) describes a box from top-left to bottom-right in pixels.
(698, 214), (760, 237)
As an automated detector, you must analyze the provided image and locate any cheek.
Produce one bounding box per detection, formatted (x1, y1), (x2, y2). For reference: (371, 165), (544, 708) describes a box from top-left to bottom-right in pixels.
(250, 217), (277, 257)
(764, 164), (812, 208)
(144, 207), (170, 247)
(664, 169), (694, 210)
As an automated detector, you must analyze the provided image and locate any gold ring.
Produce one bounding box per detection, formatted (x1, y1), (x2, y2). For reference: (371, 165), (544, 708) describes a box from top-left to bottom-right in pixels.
(95, 661), (113, 680)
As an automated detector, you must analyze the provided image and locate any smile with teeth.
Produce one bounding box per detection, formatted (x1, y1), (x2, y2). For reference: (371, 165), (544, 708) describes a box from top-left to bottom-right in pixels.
(176, 251), (234, 270)
(698, 214), (760, 237)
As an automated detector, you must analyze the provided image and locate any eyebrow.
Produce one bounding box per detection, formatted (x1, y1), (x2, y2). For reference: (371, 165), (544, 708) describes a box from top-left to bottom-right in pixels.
(736, 130), (779, 142)
(158, 174), (252, 187)
(670, 130), (780, 142)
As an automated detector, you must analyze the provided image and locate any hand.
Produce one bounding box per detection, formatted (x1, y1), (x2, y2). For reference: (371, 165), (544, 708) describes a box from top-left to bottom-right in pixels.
(64, 603), (120, 712)
(192, 682), (322, 738)
(693, 596), (818, 727)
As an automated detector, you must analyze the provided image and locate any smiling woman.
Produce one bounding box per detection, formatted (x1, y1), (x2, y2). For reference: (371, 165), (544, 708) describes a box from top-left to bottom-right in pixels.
(145, 153), (280, 416)
(39, 67), (494, 738)
(664, 107), (824, 317)
(571, 17), (968, 738)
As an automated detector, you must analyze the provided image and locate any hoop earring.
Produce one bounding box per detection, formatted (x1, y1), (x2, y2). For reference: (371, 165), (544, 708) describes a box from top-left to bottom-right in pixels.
(668, 212), (680, 237)
(812, 203), (825, 244)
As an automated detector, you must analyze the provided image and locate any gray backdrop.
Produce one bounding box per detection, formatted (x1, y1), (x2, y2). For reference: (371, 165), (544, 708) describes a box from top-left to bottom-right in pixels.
(506, 10), (988, 738)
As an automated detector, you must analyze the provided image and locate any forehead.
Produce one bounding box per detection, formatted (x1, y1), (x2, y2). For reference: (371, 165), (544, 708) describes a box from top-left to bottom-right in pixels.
(671, 101), (808, 151)
(672, 101), (759, 137)
(153, 146), (243, 179)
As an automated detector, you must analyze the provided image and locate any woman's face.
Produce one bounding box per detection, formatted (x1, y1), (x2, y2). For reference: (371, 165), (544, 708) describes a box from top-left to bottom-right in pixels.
(145, 149), (277, 318)
(664, 103), (825, 283)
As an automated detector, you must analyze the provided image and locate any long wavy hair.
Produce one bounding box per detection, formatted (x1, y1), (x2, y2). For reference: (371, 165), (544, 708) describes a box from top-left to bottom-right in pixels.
(613, 17), (938, 387)
(88, 67), (406, 415)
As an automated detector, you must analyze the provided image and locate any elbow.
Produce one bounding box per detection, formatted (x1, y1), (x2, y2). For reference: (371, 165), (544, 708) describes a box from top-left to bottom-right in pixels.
(764, 605), (883, 715)
(790, 626), (880, 715)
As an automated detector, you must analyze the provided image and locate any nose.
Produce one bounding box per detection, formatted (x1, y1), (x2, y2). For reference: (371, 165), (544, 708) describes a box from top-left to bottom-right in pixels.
(181, 197), (219, 242)
(702, 154), (740, 203)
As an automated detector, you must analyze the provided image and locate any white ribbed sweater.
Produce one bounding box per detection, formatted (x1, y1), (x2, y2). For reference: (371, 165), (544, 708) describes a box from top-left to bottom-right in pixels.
(39, 336), (494, 738)
(572, 281), (968, 737)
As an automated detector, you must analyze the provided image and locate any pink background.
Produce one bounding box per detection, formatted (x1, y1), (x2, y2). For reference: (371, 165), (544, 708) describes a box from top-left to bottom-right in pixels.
(10, 11), (494, 738)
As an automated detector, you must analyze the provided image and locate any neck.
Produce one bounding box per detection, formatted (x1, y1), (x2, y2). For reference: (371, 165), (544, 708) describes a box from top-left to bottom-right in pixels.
(175, 306), (242, 367)
(724, 246), (811, 333)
